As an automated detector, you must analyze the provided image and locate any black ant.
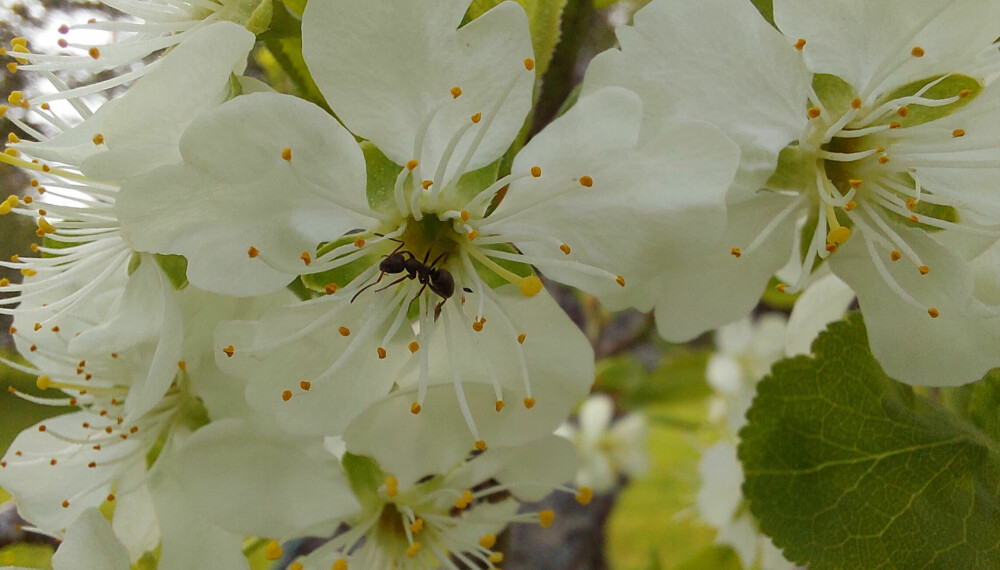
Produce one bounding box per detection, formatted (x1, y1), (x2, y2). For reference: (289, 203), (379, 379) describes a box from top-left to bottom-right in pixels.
(351, 239), (456, 318)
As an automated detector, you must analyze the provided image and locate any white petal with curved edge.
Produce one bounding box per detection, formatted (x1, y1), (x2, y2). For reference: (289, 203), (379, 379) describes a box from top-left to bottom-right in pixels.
(696, 442), (743, 528)
(830, 225), (1000, 385)
(583, 0), (810, 201)
(786, 273), (855, 356)
(447, 435), (579, 502)
(302, 0), (533, 176)
(491, 87), (737, 309)
(51, 509), (130, 570)
(220, 293), (412, 436)
(578, 394), (614, 446)
(170, 419), (360, 538)
(654, 193), (799, 341)
(774, 0), (1000, 96)
(110, 466), (159, 561)
(117, 92), (372, 296)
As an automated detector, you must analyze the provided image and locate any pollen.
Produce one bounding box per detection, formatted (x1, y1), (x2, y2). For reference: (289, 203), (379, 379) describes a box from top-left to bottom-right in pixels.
(451, 86), (463, 99)
(322, 283), (338, 296)
(420, 180), (433, 190)
(290, 564), (304, 570)
(475, 439), (486, 451)
(338, 326), (351, 337)
(106, 493), (115, 502)
(223, 345), (235, 358)
(889, 121), (901, 129)
(455, 489), (474, 509)
(35, 375), (50, 390)
(911, 46), (925, 57)
(519, 275), (543, 297)
(265, 541), (283, 561)
(524, 397), (536, 409)
(908, 214), (919, 223)
(300, 251), (312, 265)
(953, 129), (966, 138)
(731, 248), (742, 258)
(530, 166), (542, 178)
(616, 275), (626, 287)
(88, 47), (100, 59)
(406, 159), (419, 171)
(576, 487), (594, 505)
(8, 91), (24, 105)
(62, 500), (70, 508)
(959, 89), (972, 98)
(579, 175), (594, 187)
(906, 198), (918, 210)
(480, 534), (497, 549)
(851, 98), (862, 110)
(827, 226), (851, 245)
(471, 112), (482, 124)
(281, 390), (293, 401)
(524, 57), (535, 71)
(517, 333), (526, 344)
(490, 553), (503, 563)
(807, 107), (821, 119)
(409, 518), (424, 533)
(4, 149), (19, 158)
(406, 543), (421, 558)
(411, 402), (421, 414)
(793, 38), (806, 50)
(58, 39), (68, 48)
(385, 476), (398, 497)
(775, 283), (786, 293)
(538, 510), (555, 527)
(928, 307), (940, 318)
(467, 230), (479, 240)
(559, 243), (571, 255)
(495, 400), (505, 412)
(92, 133), (104, 145)
(408, 341), (420, 353)
(299, 381), (311, 391)
(7, 133), (19, 144)
(377, 347), (387, 359)
(918, 265), (930, 275)
(891, 250), (902, 261)
(332, 561), (348, 570)
(38, 217), (56, 234)
(878, 155), (890, 165)
(844, 200), (857, 211)
(247, 246), (259, 258)
(472, 319), (484, 332)
(897, 107), (909, 118)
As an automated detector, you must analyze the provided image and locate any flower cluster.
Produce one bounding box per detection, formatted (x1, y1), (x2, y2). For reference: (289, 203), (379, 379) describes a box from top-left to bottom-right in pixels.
(0, 0), (997, 567)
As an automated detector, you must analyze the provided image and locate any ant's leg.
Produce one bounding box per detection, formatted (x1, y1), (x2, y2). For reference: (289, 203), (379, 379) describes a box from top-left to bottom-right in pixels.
(374, 274), (414, 293)
(433, 299), (447, 321)
(351, 271), (388, 302)
(428, 250), (449, 268)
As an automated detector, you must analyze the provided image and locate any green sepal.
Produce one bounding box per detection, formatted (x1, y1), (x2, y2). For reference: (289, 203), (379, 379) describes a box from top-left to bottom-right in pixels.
(872, 74), (982, 129)
(257, 0), (303, 41)
(281, 0), (307, 17)
(364, 141), (403, 216)
(464, 0), (569, 76)
(341, 452), (386, 510)
(739, 313), (1000, 570)
(764, 146), (816, 193)
(300, 236), (383, 294)
(453, 158), (502, 206)
(749, 0), (776, 27)
(259, 38), (328, 110)
(245, 0), (273, 35)
(127, 252), (142, 275)
(154, 254), (189, 290)
(227, 73), (244, 99)
(812, 73), (857, 118)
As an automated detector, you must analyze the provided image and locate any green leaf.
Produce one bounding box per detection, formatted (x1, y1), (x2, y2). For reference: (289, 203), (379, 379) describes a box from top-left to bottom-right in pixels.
(674, 545), (742, 570)
(969, 369), (1000, 443)
(812, 73), (857, 118)
(300, 235), (382, 295)
(874, 74), (982, 129)
(465, 0), (568, 76)
(257, 0), (302, 40)
(363, 141), (404, 216)
(749, 0), (775, 27)
(260, 38), (329, 109)
(739, 313), (1000, 570)
(764, 146), (816, 193)
(154, 254), (188, 290)
(280, 0), (306, 17)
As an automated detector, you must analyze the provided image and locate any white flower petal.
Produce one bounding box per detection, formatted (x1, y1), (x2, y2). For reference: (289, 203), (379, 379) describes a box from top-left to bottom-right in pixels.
(445, 435), (579, 502)
(51, 509), (130, 570)
(695, 443), (743, 529)
(302, 0), (533, 174)
(170, 419), (360, 539)
(577, 393), (615, 445)
(786, 273), (855, 356)
(830, 225), (1000, 385)
(117, 92), (371, 296)
(110, 469), (159, 561)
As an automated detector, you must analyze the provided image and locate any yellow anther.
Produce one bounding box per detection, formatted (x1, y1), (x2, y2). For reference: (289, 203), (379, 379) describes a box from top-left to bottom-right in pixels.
(730, 248), (742, 258)
(480, 535), (497, 549)
(106, 493), (115, 502)
(300, 251), (312, 266)
(20, 268), (36, 277)
(825, 243), (837, 253)
(88, 47), (100, 59)
(928, 307), (940, 318)
(891, 250), (902, 261)
(467, 230), (479, 240)
(517, 332), (526, 344)
(953, 129), (966, 138)
(38, 217), (56, 234)
(61, 500), (70, 508)
(495, 400), (505, 412)
(889, 121), (901, 129)
(385, 476), (399, 497)
(959, 89), (972, 98)
(289, 563), (304, 570)
(538, 510), (555, 527)
(579, 175), (594, 187)
(530, 166), (542, 177)
(460, 209), (470, 221)
(324, 283), (338, 295)
(897, 107), (909, 118)
(333, 560), (348, 570)
(793, 38), (806, 50)
(281, 390), (292, 401)
(827, 226), (851, 245)
(905, 198), (918, 211)
(264, 541), (283, 561)
(878, 155), (890, 165)
(406, 542), (421, 558)
(559, 243), (571, 255)
(911, 46), (925, 57)
(775, 283), (787, 293)
(11, 37), (27, 48)
(299, 381), (311, 391)
(353, 237), (366, 248)
(523, 397), (536, 409)
(33, 322), (41, 331)
(0, 278), (8, 287)
(0, 204), (10, 216)
(918, 265), (930, 275)
(5, 148), (19, 157)
(576, 487), (594, 505)
(455, 489), (474, 509)
(92, 133), (104, 145)
(377, 347), (387, 359)
(519, 275), (542, 297)
(247, 246), (259, 258)
(35, 375), (51, 390)
(489, 553), (504, 564)
(406, 159), (419, 171)
(223, 345), (235, 357)
(7, 133), (19, 144)
(338, 326), (351, 337)
(408, 341), (419, 353)
(851, 98), (862, 110)
(411, 401), (421, 414)
(475, 440), (486, 451)
(177, 360), (187, 372)
(908, 214), (919, 223)
(807, 106), (821, 119)
(472, 319), (484, 332)
(524, 58), (535, 71)
(616, 275), (626, 287)
(471, 112), (482, 124)
(844, 200), (857, 211)
(409, 518), (424, 533)
(451, 86), (463, 98)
